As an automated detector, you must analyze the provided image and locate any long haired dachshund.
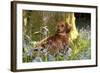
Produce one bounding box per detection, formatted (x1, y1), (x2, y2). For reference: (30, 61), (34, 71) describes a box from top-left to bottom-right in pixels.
(43, 21), (72, 55)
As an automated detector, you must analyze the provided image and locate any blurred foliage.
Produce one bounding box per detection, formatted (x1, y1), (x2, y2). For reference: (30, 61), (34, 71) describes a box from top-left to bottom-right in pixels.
(75, 13), (91, 29)
(23, 10), (43, 41)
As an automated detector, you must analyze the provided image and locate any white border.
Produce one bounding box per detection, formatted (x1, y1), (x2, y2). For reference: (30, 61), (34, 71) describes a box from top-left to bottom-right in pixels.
(17, 3), (96, 69)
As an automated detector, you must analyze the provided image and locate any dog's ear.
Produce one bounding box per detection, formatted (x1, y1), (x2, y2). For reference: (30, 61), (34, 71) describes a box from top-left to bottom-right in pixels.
(65, 22), (72, 33)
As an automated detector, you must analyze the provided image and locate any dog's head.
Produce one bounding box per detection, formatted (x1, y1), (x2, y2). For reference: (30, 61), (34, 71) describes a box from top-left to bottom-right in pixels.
(56, 21), (72, 33)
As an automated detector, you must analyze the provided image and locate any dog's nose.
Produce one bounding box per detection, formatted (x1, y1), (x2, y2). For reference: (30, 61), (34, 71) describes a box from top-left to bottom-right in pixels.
(57, 29), (60, 32)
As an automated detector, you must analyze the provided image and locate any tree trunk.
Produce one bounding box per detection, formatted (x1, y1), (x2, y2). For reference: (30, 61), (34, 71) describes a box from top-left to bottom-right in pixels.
(65, 12), (78, 41)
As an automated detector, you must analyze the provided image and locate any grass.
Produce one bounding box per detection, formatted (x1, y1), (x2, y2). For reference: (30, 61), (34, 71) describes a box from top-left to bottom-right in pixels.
(67, 36), (91, 60)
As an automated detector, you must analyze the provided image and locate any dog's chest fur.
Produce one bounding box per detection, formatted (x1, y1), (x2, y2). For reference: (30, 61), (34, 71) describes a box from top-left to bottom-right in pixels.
(47, 34), (69, 55)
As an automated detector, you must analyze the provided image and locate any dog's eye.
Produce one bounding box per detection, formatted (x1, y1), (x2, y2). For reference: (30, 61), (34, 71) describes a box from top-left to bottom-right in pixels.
(61, 25), (64, 27)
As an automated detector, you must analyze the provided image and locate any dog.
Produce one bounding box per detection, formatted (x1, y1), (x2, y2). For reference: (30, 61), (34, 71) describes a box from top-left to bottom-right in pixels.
(42, 21), (72, 55)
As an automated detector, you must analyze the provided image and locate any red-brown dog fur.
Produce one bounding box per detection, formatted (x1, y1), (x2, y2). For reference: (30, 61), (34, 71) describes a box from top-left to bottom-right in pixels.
(42, 21), (72, 55)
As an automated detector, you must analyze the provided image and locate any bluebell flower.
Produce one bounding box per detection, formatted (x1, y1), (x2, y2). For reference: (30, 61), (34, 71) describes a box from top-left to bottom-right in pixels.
(32, 57), (42, 62)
